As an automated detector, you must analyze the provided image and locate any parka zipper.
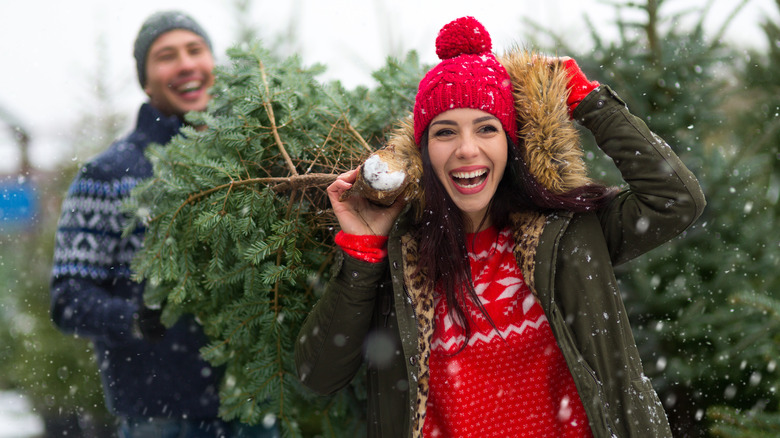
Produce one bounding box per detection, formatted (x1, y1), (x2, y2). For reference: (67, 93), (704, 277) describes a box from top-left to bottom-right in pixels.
(381, 287), (392, 327)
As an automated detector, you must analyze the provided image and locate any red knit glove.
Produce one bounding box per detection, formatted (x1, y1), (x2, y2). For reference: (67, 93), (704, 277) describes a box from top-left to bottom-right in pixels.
(562, 58), (599, 116)
(334, 231), (389, 263)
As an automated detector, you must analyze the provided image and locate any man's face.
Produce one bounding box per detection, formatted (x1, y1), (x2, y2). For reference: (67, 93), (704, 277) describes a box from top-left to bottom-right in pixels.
(143, 29), (215, 118)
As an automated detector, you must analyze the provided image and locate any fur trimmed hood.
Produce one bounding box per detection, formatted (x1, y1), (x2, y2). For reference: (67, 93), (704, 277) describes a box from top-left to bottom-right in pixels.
(385, 49), (592, 213)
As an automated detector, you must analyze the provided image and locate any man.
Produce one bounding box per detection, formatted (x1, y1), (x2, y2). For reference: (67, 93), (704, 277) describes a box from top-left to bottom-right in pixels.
(50, 11), (277, 437)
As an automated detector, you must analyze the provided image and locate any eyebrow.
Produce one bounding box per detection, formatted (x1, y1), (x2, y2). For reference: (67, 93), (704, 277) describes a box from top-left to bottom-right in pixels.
(430, 120), (457, 127)
(429, 115), (499, 127)
(186, 40), (207, 49)
(474, 116), (498, 124)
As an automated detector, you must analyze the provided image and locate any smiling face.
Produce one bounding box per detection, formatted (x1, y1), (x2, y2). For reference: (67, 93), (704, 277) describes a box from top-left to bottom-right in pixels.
(143, 29), (215, 118)
(427, 108), (508, 232)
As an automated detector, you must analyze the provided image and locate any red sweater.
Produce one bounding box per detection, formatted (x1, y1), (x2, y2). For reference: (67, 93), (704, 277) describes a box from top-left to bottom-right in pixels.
(423, 226), (592, 437)
(334, 228), (592, 436)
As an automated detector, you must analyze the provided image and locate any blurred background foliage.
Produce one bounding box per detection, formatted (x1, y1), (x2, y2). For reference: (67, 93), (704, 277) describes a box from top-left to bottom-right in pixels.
(0, 0), (777, 436)
(525, 0), (780, 436)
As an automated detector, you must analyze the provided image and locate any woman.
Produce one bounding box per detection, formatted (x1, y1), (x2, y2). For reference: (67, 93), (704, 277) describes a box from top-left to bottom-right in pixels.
(295, 16), (705, 438)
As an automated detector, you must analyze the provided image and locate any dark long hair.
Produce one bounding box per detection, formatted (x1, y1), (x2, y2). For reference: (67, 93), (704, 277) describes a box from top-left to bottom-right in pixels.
(414, 131), (616, 350)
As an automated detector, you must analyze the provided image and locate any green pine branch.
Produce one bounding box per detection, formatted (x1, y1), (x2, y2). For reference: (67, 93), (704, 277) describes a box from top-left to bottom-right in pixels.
(123, 41), (424, 435)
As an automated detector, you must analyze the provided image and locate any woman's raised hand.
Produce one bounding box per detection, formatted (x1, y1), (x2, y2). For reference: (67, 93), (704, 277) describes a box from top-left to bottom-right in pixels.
(327, 168), (406, 236)
(534, 55), (600, 115)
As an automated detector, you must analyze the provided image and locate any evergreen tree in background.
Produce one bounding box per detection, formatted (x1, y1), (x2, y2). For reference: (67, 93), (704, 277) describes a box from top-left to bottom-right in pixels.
(527, 0), (780, 436)
(706, 0), (780, 436)
(1, 0), (776, 436)
(126, 43), (425, 435)
(0, 33), (126, 437)
(0, 181), (114, 437)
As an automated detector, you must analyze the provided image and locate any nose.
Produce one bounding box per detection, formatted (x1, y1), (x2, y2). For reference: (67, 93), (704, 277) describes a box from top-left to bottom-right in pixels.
(455, 134), (479, 159)
(178, 51), (197, 71)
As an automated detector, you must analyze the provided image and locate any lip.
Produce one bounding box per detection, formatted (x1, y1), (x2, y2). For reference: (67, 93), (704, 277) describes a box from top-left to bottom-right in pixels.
(449, 165), (490, 195)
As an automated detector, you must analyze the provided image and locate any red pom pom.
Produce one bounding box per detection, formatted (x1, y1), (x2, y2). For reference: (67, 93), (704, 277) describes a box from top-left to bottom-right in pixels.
(435, 16), (492, 60)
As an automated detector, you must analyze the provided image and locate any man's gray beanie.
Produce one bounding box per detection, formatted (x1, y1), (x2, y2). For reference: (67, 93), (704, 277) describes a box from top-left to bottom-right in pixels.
(133, 10), (212, 87)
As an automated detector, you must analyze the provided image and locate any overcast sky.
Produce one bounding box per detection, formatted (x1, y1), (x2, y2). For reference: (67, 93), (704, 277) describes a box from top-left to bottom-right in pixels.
(1, 0), (777, 173)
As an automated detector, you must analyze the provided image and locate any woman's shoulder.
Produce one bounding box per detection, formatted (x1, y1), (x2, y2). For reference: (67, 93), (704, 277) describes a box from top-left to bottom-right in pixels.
(530, 209), (606, 253)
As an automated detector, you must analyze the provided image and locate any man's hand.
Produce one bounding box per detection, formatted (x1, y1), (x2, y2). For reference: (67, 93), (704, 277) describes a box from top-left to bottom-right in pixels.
(134, 306), (166, 342)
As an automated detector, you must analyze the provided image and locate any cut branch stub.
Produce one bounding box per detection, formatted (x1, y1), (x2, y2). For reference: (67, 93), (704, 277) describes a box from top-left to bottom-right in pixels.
(340, 145), (412, 207)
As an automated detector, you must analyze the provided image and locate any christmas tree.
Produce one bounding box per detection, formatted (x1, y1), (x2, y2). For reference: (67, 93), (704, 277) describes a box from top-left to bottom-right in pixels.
(125, 43), (425, 435)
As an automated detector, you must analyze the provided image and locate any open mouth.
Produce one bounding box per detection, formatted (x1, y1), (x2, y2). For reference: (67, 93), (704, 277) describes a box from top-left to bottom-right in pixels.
(450, 168), (488, 189)
(173, 80), (204, 95)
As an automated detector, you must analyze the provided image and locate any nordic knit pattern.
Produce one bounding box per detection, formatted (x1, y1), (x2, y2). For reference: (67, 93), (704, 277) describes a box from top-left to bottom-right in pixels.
(423, 226), (592, 437)
(50, 103), (223, 419)
(53, 175), (144, 280)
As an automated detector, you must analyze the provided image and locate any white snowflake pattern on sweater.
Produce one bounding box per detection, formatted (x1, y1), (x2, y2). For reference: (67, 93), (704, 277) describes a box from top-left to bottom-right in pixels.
(424, 226), (592, 437)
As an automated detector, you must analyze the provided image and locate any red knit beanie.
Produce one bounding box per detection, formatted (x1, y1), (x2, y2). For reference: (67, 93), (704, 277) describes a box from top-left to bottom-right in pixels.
(413, 16), (517, 145)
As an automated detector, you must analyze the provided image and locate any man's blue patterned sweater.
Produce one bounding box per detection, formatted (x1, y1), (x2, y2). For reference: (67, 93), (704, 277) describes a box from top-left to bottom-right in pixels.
(50, 103), (222, 419)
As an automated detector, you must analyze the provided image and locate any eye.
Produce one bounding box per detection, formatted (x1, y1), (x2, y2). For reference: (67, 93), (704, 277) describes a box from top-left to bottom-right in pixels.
(478, 124), (499, 134)
(432, 128), (456, 138)
(154, 51), (177, 62)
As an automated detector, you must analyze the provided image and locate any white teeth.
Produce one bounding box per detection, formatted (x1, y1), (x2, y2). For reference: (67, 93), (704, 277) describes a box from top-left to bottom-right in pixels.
(455, 180), (482, 189)
(451, 168), (487, 189)
(451, 169), (487, 179)
(178, 80), (202, 92)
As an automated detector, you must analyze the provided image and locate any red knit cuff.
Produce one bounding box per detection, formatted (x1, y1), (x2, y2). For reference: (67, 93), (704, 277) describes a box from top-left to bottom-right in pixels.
(563, 58), (600, 115)
(335, 231), (389, 263)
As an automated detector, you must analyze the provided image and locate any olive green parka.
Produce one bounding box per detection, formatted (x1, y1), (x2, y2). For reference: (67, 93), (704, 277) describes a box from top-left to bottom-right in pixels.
(295, 50), (706, 438)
